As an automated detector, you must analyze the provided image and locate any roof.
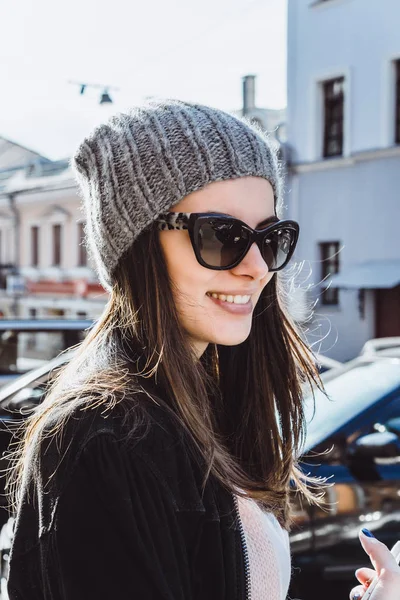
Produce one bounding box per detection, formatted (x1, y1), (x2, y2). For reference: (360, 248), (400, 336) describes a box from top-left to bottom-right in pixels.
(0, 158), (74, 195)
(0, 136), (47, 170)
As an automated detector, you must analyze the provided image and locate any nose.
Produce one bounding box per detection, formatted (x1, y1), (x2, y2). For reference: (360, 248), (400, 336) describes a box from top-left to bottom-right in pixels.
(231, 241), (270, 280)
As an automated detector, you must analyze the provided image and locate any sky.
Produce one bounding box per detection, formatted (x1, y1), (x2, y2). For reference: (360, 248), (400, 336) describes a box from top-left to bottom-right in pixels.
(1, 0), (287, 160)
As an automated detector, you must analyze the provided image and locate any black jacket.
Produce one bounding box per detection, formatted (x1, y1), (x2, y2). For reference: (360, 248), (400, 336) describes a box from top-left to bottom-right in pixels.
(8, 396), (248, 600)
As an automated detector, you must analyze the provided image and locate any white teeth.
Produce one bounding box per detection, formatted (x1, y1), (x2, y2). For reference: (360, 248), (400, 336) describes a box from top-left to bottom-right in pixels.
(207, 293), (251, 305)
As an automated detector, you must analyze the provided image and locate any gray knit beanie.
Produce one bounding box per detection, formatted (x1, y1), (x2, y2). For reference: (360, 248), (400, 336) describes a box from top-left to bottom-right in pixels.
(71, 99), (283, 291)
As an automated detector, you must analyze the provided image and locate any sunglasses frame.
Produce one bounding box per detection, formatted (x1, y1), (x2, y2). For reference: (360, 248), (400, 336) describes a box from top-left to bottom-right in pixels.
(157, 212), (300, 272)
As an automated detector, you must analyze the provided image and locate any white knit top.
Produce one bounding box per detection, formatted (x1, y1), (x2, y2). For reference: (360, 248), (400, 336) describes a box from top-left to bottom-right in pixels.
(236, 495), (291, 600)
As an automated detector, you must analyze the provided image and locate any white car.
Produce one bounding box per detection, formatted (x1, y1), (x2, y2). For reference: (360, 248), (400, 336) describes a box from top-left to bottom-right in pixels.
(361, 337), (400, 359)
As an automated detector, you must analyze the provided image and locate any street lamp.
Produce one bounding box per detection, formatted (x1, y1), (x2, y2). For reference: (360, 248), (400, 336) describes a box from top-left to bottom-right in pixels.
(69, 81), (119, 105)
(99, 89), (113, 104)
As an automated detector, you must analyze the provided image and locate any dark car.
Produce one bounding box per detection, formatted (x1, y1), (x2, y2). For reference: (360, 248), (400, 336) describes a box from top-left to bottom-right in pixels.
(290, 356), (400, 599)
(0, 319), (93, 386)
(0, 353), (399, 599)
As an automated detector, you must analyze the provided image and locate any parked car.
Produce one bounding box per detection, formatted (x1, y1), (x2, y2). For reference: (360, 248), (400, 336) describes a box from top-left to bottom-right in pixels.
(360, 336), (400, 359)
(314, 353), (343, 373)
(0, 352), (400, 599)
(290, 356), (400, 599)
(0, 319), (93, 386)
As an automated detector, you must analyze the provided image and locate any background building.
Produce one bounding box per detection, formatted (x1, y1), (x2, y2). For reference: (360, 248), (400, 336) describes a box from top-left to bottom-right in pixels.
(286, 0), (400, 361)
(0, 148), (106, 319)
(0, 77), (286, 323)
(237, 75), (286, 139)
(0, 136), (44, 170)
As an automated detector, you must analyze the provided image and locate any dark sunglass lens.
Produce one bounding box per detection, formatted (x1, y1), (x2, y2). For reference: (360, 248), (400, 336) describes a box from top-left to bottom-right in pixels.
(262, 228), (295, 270)
(198, 220), (250, 267)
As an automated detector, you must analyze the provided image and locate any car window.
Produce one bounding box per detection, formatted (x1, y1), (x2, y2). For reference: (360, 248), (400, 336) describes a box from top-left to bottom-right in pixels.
(304, 361), (400, 453)
(386, 416), (400, 434)
(0, 364), (66, 418)
(0, 350), (75, 421)
(0, 329), (85, 376)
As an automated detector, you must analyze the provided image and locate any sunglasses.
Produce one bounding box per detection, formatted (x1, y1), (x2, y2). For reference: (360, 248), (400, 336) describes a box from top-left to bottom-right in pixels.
(156, 212), (300, 271)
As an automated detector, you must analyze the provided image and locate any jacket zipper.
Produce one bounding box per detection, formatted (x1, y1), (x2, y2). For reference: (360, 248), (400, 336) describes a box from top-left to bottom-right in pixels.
(232, 494), (251, 600)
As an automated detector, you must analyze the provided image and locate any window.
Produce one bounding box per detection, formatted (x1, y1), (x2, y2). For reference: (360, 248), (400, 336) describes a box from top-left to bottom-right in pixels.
(395, 60), (400, 144)
(31, 226), (39, 267)
(52, 224), (62, 266)
(78, 222), (87, 267)
(0, 325), (88, 378)
(322, 77), (345, 157)
(320, 242), (340, 305)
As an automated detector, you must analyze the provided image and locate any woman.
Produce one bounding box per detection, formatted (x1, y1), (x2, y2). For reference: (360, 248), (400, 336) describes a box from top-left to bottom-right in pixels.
(7, 100), (400, 599)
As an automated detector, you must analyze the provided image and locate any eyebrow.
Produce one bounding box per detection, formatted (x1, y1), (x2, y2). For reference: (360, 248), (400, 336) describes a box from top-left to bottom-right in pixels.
(256, 214), (279, 228)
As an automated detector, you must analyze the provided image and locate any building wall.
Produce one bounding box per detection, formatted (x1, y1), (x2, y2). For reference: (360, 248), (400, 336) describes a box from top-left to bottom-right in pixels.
(293, 156), (400, 264)
(0, 207), (15, 267)
(18, 189), (94, 274)
(286, 0), (400, 360)
(288, 0), (400, 162)
(0, 165), (107, 319)
(290, 154), (400, 359)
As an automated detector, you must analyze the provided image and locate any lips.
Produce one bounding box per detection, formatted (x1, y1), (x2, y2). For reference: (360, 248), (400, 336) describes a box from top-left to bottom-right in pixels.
(207, 290), (257, 296)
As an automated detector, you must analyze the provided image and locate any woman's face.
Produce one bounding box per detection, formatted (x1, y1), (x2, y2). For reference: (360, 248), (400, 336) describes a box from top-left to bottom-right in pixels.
(159, 176), (276, 357)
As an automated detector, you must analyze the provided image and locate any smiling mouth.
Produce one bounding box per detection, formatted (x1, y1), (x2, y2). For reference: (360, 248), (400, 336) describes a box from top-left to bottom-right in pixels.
(206, 292), (251, 305)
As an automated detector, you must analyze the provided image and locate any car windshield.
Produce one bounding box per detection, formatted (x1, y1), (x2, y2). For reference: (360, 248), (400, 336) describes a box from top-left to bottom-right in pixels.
(0, 351), (74, 402)
(0, 329), (85, 375)
(303, 360), (400, 452)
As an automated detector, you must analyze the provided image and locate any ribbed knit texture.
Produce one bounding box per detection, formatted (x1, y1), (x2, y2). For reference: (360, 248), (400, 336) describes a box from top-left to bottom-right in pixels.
(71, 99), (283, 291)
(237, 495), (291, 600)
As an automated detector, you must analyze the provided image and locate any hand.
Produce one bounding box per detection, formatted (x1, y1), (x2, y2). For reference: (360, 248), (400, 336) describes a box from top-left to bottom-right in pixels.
(349, 529), (400, 599)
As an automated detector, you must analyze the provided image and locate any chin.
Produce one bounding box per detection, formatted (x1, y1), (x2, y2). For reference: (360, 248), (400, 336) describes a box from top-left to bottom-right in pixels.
(216, 337), (249, 347)
(210, 326), (252, 347)
(186, 318), (253, 350)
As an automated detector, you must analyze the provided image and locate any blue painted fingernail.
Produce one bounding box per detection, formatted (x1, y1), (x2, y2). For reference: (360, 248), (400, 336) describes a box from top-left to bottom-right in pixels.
(353, 593), (361, 600)
(361, 528), (375, 538)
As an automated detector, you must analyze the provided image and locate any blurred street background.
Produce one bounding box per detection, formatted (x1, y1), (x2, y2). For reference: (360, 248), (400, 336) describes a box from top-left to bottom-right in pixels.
(0, 0), (399, 363)
(0, 1), (400, 598)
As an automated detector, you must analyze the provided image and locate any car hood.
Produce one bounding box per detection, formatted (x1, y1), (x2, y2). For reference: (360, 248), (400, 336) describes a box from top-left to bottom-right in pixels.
(303, 360), (400, 453)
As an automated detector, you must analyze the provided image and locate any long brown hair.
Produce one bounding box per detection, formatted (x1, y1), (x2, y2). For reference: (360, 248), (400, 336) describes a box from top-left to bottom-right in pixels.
(7, 223), (323, 527)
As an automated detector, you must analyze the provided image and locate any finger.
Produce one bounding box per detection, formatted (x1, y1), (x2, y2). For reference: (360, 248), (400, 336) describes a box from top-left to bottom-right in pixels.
(349, 584), (365, 600)
(359, 529), (399, 574)
(355, 567), (375, 586)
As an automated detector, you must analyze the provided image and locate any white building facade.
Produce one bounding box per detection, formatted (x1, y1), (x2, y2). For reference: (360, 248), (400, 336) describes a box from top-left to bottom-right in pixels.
(286, 0), (400, 361)
(0, 157), (107, 319)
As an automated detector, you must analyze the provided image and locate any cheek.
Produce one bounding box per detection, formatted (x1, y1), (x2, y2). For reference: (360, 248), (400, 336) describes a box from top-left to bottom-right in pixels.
(252, 273), (275, 307)
(159, 231), (211, 298)
(261, 272), (275, 290)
